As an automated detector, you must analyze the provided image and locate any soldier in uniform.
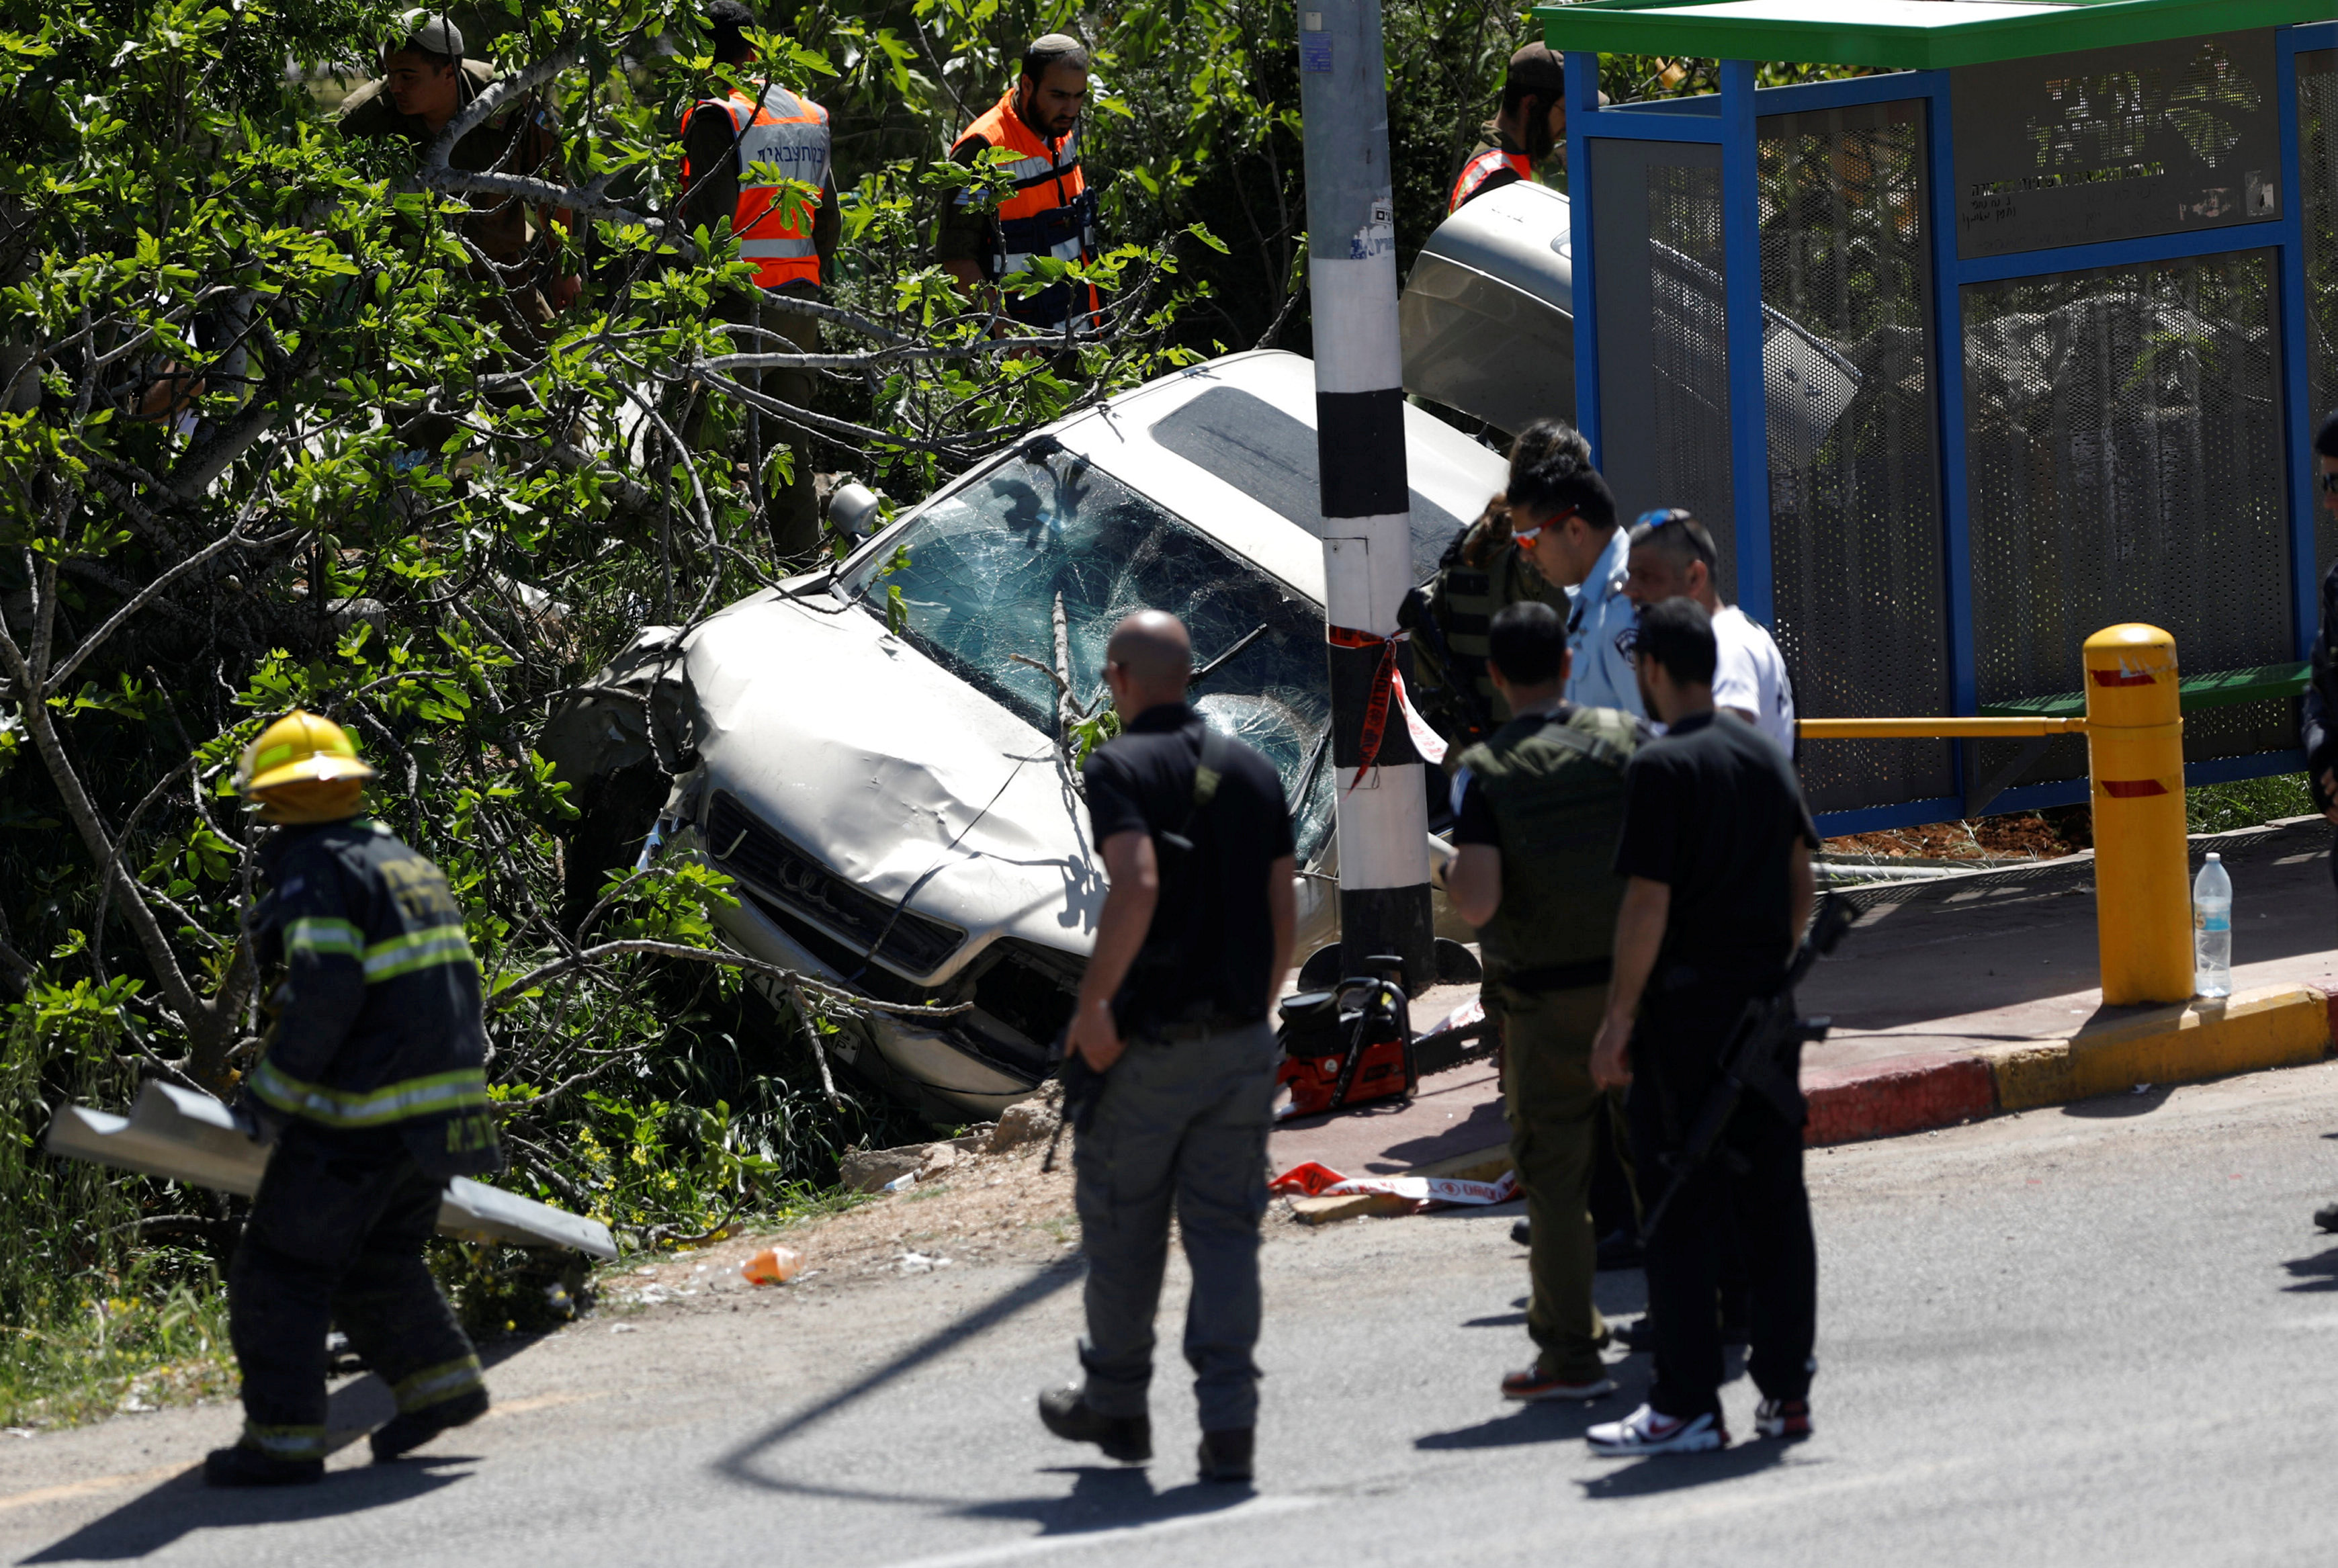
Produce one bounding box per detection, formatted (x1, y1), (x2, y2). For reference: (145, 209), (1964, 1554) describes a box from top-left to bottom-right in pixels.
(1442, 602), (1644, 1402)
(1401, 421), (1581, 754)
(339, 12), (578, 338)
(206, 711), (503, 1486)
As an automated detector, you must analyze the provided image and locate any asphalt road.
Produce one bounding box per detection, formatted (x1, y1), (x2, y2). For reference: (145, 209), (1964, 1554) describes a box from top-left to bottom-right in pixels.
(13, 1061), (2338, 1567)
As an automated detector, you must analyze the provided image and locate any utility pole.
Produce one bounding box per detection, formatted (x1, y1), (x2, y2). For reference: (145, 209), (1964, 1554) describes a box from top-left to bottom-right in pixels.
(1297, 0), (1434, 992)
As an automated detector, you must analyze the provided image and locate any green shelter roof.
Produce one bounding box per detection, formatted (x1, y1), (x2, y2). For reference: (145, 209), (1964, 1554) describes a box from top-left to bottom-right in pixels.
(1534, 0), (2335, 71)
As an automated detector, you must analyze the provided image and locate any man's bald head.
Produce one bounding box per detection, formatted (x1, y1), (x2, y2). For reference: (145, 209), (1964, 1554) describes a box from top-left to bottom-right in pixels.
(1104, 611), (1192, 715)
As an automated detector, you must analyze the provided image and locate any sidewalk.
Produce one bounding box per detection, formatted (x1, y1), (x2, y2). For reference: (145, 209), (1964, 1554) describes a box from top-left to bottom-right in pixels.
(1270, 818), (2337, 1188)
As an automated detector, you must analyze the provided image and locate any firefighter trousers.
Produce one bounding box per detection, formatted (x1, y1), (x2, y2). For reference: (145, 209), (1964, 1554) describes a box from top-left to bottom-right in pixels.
(228, 1122), (483, 1463)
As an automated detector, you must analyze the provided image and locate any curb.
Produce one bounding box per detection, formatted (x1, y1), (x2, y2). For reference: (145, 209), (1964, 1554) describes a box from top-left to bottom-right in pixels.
(1981, 984), (2331, 1111)
(1294, 984), (2337, 1221)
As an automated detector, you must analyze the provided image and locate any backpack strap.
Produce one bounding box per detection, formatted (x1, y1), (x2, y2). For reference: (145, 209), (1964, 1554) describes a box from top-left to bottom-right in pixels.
(1158, 723), (1233, 854)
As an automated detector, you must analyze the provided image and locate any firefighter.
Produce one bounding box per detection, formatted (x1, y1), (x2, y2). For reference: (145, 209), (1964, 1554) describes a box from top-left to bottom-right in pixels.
(679, 1), (839, 556)
(206, 711), (502, 1487)
(935, 35), (1102, 335)
(1448, 44), (1571, 214)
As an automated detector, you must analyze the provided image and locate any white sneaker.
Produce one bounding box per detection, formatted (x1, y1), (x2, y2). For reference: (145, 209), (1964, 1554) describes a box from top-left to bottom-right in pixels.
(1587, 1402), (1727, 1456)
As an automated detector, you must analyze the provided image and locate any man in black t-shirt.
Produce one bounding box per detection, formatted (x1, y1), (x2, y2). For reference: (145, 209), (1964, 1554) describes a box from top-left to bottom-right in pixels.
(1586, 598), (1822, 1458)
(1037, 610), (1297, 1485)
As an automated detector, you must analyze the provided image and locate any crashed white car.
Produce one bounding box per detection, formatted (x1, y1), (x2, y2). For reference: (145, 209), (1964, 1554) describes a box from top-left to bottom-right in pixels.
(559, 351), (1506, 1121)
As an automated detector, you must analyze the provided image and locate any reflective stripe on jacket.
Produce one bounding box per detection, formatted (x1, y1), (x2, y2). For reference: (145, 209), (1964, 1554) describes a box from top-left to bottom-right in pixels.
(1449, 148), (1532, 213)
(251, 820), (501, 1176)
(951, 90), (1099, 329)
(682, 86), (831, 288)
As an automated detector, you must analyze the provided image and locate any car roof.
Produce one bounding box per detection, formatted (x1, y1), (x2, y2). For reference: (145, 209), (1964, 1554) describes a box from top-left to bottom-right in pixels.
(849, 351), (1508, 604)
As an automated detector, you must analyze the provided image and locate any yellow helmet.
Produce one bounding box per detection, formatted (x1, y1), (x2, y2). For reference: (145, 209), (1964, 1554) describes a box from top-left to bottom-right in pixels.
(236, 710), (378, 795)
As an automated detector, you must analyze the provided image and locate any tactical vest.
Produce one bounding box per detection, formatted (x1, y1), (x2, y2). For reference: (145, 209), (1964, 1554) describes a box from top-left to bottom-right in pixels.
(1459, 705), (1643, 988)
(1449, 147), (1532, 212)
(1419, 525), (1567, 733)
(951, 90), (1100, 329)
(681, 85), (830, 288)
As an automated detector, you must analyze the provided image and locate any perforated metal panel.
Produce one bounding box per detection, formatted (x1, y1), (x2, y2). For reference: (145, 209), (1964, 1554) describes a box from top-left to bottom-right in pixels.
(2304, 50), (2338, 578)
(1593, 139), (1737, 599)
(1962, 251), (2291, 789)
(1758, 102), (1953, 814)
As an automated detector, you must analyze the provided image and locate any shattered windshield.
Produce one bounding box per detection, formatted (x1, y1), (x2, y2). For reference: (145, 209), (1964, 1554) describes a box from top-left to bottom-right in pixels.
(840, 445), (1332, 847)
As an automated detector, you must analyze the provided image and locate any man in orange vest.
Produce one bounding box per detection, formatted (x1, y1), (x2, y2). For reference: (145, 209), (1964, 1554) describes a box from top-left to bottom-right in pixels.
(935, 36), (1102, 335)
(1449, 44), (1571, 214)
(679, 1), (838, 555)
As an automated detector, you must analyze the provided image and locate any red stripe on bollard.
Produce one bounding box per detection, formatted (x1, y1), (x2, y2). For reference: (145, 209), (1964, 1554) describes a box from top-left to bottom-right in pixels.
(2091, 667), (2159, 687)
(2100, 778), (2169, 798)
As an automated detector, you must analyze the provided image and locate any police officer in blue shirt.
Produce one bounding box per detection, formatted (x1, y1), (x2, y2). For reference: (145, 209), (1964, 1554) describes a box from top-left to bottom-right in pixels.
(1504, 421), (1638, 719)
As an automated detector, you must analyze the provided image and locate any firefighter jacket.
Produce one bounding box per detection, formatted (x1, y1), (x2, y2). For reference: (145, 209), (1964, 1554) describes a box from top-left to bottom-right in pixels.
(681, 84), (832, 289)
(949, 89), (1100, 330)
(1455, 704), (1643, 990)
(1405, 515), (1571, 750)
(248, 820), (502, 1178)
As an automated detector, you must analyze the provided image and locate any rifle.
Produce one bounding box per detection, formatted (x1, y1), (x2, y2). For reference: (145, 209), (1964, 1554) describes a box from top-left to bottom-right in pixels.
(1639, 894), (1857, 1237)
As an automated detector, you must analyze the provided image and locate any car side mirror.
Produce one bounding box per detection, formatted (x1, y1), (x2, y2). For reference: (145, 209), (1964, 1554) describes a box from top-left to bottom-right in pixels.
(827, 482), (883, 538)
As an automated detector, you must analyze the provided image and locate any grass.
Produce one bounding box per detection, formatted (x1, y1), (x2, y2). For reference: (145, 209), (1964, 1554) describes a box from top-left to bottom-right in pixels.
(2185, 773), (2314, 835)
(1, 1280), (235, 1431)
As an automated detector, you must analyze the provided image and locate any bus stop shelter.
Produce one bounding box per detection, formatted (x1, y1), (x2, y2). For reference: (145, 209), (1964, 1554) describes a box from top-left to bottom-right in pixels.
(1539, 0), (2338, 833)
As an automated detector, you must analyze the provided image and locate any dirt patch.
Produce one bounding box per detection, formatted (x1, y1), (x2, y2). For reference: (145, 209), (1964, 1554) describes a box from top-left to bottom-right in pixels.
(1827, 804), (2091, 861)
(595, 1136), (1089, 1313)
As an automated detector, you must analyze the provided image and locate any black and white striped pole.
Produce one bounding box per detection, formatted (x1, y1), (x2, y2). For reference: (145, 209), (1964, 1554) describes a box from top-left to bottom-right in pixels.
(1298, 0), (1434, 992)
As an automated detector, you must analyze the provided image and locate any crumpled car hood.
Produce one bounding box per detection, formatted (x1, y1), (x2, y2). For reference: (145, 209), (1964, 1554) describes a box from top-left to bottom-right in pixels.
(683, 587), (1105, 982)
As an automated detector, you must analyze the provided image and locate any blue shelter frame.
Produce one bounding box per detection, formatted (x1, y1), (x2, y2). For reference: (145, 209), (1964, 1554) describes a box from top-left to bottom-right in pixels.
(1558, 19), (2338, 838)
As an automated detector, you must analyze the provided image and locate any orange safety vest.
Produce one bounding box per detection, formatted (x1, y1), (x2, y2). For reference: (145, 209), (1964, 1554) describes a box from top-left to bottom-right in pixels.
(1448, 148), (1532, 214)
(681, 85), (830, 289)
(952, 89), (1100, 330)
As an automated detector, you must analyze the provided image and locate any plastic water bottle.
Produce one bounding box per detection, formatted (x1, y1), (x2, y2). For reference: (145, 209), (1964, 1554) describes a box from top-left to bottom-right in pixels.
(2193, 853), (2232, 999)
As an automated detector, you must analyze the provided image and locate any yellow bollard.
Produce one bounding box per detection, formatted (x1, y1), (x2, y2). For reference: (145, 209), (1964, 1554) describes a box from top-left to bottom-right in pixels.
(2083, 624), (2192, 1004)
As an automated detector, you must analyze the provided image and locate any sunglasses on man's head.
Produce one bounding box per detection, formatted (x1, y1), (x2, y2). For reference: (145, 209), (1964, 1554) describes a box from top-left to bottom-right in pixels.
(1636, 507), (1696, 531)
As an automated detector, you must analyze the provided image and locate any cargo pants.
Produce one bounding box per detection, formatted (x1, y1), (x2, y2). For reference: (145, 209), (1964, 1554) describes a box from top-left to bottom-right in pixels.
(228, 1122), (484, 1463)
(1072, 1020), (1279, 1434)
(1502, 979), (1628, 1384)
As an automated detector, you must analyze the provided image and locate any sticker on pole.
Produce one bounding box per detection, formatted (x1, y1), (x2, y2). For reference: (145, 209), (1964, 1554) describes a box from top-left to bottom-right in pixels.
(1301, 31), (1331, 73)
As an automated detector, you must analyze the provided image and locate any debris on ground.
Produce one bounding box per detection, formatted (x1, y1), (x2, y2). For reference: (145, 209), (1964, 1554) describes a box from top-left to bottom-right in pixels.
(741, 1247), (801, 1284)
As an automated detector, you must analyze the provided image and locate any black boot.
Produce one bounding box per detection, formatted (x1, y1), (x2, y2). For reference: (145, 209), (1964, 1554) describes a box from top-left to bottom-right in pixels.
(1510, 1217), (1531, 1247)
(2315, 1201), (2338, 1233)
(1197, 1427), (1254, 1483)
(1037, 1385), (1151, 1463)
(370, 1387), (489, 1463)
(204, 1445), (322, 1487)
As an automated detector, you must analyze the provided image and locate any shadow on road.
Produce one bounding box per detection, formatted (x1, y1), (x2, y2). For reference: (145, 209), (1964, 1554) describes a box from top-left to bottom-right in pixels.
(955, 1465), (1252, 1536)
(2280, 1247), (2338, 1292)
(20, 1459), (469, 1562)
(710, 1260), (1084, 1504)
(2061, 1085), (2175, 1119)
(1577, 1442), (1791, 1497)
(1416, 1399), (1612, 1450)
